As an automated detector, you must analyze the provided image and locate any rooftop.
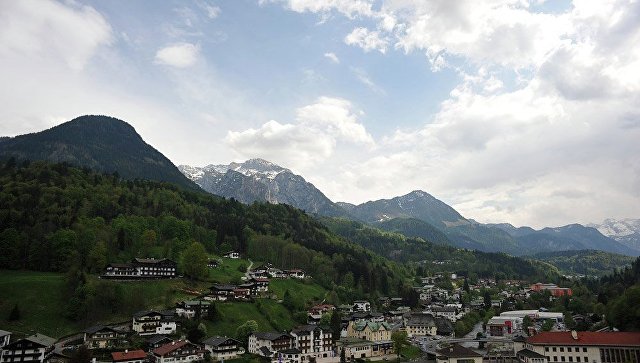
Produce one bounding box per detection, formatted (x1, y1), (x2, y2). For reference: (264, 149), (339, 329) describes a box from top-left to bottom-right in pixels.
(112, 350), (147, 362)
(436, 344), (483, 358)
(527, 331), (640, 346)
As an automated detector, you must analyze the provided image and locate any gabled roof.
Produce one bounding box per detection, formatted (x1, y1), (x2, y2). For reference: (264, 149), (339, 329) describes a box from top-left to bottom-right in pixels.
(253, 332), (291, 341)
(26, 333), (56, 347)
(210, 284), (236, 291)
(134, 310), (174, 319)
(146, 335), (172, 345)
(291, 325), (322, 335)
(0, 329), (11, 337)
(112, 350), (147, 362)
(517, 349), (546, 359)
(84, 325), (118, 335)
(153, 340), (192, 356)
(436, 344), (482, 358)
(434, 316), (454, 334)
(202, 336), (239, 347)
(134, 258), (175, 264)
(353, 322), (390, 332)
(406, 313), (436, 327)
(527, 331), (640, 346)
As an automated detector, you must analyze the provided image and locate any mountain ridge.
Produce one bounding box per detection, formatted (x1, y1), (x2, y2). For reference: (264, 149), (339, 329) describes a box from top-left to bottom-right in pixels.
(0, 115), (200, 191)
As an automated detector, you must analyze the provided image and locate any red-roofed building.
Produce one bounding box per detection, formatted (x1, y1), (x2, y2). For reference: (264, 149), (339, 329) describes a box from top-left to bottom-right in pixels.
(152, 340), (204, 363)
(530, 283), (572, 297)
(111, 349), (147, 363)
(524, 331), (640, 363)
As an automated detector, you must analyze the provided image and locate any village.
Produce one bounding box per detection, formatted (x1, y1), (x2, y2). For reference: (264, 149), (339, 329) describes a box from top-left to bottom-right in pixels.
(1, 254), (639, 363)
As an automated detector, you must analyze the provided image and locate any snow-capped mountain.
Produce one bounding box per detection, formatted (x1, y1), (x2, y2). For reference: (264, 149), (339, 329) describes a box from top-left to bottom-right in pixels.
(179, 159), (349, 217)
(589, 218), (640, 252)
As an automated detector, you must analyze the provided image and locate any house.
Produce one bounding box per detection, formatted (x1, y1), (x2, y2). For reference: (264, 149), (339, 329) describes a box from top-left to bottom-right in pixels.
(102, 258), (177, 279)
(307, 304), (335, 323)
(349, 312), (385, 324)
(208, 284), (236, 301)
(145, 335), (173, 351)
(337, 338), (393, 361)
(152, 340), (203, 363)
(0, 333), (56, 363)
(271, 348), (303, 363)
(248, 333), (294, 357)
(284, 269), (305, 279)
(346, 321), (391, 342)
(352, 301), (371, 312)
(517, 349), (548, 363)
(428, 306), (458, 322)
(175, 300), (210, 319)
(83, 325), (127, 349)
(436, 344), (483, 363)
(202, 336), (245, 361)
(223, 252), (240, 259)
(289, 325), (333, 357)
(524, 331), (640, 363)
(207, 260), (219, 268)
(46, 351), (71, 363)
(111, 350), (148, 363)
(250, 278), (269, 294)
(487, 316), (516, 336)
(132, 310), (177, 336)
(0, 330), (10, 349)
(404, 313), (437, 337)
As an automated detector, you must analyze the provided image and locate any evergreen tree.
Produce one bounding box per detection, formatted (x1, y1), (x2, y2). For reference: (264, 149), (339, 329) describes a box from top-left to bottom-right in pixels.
(8, 304), (20, 321)
(330, 310), (342, 342)
(70, 345), (92, 363)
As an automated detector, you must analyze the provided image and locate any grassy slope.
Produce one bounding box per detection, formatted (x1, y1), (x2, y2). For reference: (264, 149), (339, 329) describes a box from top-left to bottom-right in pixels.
(0, 257), (328, 339)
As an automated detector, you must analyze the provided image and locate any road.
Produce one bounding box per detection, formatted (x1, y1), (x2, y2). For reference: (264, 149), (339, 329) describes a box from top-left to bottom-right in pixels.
(242, 259), (254, 280)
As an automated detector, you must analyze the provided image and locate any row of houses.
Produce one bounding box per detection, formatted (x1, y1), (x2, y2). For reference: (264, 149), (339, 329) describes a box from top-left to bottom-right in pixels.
(102, 258), (177, 280)
(249, 263), (306, 280)
(207, 278), (269, 301)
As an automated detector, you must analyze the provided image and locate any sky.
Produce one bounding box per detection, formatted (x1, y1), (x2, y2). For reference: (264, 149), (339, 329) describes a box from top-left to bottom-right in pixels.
(1, 0), (639, 229)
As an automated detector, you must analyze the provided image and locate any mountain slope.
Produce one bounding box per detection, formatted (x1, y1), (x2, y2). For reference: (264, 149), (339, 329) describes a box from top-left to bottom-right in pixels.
(528, 250), (636, 277)
(491, 223), (639, 256)
(344, 191), (522, 254)
(0, 115), (200, 191)
(179, 159), (349, 217)
(589, 218), (640, 252)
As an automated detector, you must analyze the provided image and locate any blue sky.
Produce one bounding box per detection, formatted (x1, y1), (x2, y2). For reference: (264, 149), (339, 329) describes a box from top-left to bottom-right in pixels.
(1, 0), (639, 228)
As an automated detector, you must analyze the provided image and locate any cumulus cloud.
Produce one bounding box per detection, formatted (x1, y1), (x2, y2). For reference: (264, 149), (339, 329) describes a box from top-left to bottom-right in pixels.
(0, 0), (113, 71)
(344, 27), (389, 53)
(261, 0), (375, 19)
(155, 43), (200, 68)
(324, 52), (340, 63)
(225, 97), (374, 169)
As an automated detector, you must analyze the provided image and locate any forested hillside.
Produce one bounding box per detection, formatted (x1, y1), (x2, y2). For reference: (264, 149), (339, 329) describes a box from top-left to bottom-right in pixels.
(530, 250), (635, 277)
(320, 217), (558, 281)
(0, 160), (409, 301)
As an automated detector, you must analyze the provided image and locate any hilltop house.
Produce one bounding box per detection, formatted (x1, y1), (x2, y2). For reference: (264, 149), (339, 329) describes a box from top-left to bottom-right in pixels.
(175, 300), (211, 319)
(132, 310), (177, 336)
(102, 258), (177, 279)
(152, 340), (203, 363)
(202, 336), (245, 361)
(223, 252), (240, 259)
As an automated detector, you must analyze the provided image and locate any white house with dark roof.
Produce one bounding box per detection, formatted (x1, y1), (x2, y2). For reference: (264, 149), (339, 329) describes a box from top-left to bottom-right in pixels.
(132, 310), (177, 336)
(0, 333), (56, 363)
(202, 336), (245, 361)
(436, 344), (483, 363)
(0, 330), (10, 349)
(248, 333), (294, 357)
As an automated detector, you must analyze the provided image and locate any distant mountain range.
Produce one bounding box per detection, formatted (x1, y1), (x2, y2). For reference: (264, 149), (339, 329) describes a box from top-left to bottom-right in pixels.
(179, 159), (349, 217)
(180, 159), (639, 257)
(0, 115), (200, 191)
(3, 115), (633, 258)
(589, 218), (640, 252)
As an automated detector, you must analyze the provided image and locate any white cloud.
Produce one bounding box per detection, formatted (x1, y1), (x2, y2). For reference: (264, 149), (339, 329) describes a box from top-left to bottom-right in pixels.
(262, 0), (375, 19)
(344, 27), (389, 53)
(324, 52), (340, 64)
(154, 43), (200, 68)
(0, 0), (113, 71)
(350, 67), (385, 95)
(225, 97), (374, 170)
(197, 1), (221, 19)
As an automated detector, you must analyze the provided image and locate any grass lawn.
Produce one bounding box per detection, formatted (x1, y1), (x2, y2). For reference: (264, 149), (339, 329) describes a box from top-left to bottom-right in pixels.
(204, 299), (297, 337)
(207, 257), (250, 284)
(0, 270), (199, 338)
(400, 345), (423, 360)
(269, 279), (327, 302)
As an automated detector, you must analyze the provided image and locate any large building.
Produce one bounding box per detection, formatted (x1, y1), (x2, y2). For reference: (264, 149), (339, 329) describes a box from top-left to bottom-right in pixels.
(0, 334), (56, 363)
(289, 325), (333, 357)
(248, 333), (294, 357)
(132, 310), (177, 336)
(524, 331), (640, 363)
(102, 258), (177, 279)
(404, 313), (437, 337)
(436, 344), (483, 363)
(530, 283), (572, 297)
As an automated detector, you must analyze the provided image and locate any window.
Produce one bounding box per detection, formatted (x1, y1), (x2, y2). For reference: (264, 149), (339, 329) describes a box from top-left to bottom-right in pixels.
(553, 348), (557, 352)
(583, 348), (587, 353)
(568, 348), (572, 353)
(584, 357), (588, 362)
(569, 357), (573, 362)
(561, 357), (565, 362)
(546, 348), (550, 352)
(576, 357), (580, 362)
(554, 356), (558, 361)
(560, 348), (565, 352)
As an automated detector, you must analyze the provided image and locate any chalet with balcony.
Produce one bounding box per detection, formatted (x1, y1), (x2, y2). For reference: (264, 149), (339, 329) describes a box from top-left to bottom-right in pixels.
(202, 337), (245, 361)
